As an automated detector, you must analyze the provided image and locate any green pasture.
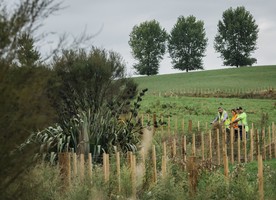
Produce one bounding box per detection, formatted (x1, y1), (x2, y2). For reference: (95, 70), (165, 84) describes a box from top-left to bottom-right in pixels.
(138, 95), (276, 131)
(132, 65), (276, 130)
(133, 65), (276, 93)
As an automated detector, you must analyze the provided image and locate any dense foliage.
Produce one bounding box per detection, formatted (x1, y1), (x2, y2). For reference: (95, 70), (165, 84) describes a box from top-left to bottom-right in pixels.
(214, 6), (259, 67)
(168, 15), (208, 72)
(129, 20), (167, 76)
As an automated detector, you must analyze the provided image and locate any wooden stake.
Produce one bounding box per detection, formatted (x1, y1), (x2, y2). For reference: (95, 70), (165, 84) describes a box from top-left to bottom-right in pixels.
(162, 155), (166, 178)
(250, 128), (254, 162)
(217, 129), (220, 165)
(175, 116), (178, 134)
(209, 130), (212, 160)
(173, 138), (177, 158)
(243, 126), (247, 163)
(79, 154), (85, 181)
(131, 154), (136, 198)
(187, 156), (197, 197)
(223, 155), (229, 178)
(273, 122), (276, 158)
(58, 152), (71, 188)
(116, 151), (121, 192)
(168, 116), (171, 135)
(182, 135), (187, 169)
(269, 126), (272, 159)
(262, 129), (266, 160)
(152, 145), (157, 183)
(257, 129), (260, 157)
(140, 147), (145, 177)
(72, 152), (77, 178)
(201, 132), (205, 160)
(192, 133), (196, 156)
(258, 155), (264, 200)
(88, 153), (92, 179)
(188, 120), (192, 133)
(182, 118), (185, 135)
(230, 127), (234, 164)
(237, 130), (241, 163)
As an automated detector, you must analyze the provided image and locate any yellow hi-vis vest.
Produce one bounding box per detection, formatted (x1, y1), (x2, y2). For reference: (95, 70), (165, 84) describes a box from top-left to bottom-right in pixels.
(218, 110), (230, 127)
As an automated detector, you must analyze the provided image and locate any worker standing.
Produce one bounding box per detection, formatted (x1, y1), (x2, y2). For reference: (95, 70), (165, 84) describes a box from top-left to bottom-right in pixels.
(211, 107), (230, 135)
(230, 108), (239, 141)
(230, 107), (248, 140)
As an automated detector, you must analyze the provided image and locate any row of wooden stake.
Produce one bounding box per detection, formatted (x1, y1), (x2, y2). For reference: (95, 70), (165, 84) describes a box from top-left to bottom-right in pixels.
(58, 148), (265, 199)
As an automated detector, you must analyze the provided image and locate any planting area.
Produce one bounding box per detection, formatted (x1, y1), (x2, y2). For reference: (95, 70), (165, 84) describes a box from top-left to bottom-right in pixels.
(4, 66), (276, 200)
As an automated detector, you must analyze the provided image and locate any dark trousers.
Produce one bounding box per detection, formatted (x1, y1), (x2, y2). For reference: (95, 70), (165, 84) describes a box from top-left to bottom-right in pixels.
(236, 125), (247, 141)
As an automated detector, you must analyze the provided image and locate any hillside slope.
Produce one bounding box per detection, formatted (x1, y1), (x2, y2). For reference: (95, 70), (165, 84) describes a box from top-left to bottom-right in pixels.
(132, 65), (276, 93)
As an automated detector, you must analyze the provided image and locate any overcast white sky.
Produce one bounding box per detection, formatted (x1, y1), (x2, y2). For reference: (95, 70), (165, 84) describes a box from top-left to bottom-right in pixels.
(35, 0), (276, 75)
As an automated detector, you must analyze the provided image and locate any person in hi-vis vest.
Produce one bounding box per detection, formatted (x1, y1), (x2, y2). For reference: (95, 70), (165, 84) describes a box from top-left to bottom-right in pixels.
(230, 106), (248, 140)
(211, 107), (230, 135)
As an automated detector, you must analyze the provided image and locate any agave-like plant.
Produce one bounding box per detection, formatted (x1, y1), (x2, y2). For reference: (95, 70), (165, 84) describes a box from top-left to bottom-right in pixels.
(15, 89), (148, 163)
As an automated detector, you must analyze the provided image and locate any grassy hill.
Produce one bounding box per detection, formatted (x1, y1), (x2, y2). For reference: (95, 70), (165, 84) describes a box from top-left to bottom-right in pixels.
(131, 65), (276, 128)
(132, 65), (276, 93)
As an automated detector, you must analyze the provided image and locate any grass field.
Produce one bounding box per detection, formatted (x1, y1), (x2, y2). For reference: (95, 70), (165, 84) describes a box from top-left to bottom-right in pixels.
(133, 65), (276, 93)
(131, 65), (276, 129)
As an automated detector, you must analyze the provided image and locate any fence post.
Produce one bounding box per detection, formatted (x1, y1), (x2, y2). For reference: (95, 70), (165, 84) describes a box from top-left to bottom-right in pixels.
(201, 132), (205, 160)
(162, 141), (167, 177)
(58, 152), (71, 189)
(79, 154), (85, 181)
(257, 129), (260, 157)
(161, 116), (164, 136)
(269, 126), (272, 159)
(168, 116), (171, 135)
(88, 153), (92, 179)
(258, 155), (264, 200)
(131, 154), (136, 198)
(262, 129), (266, 160)
(182, 135), (187, 170)
(72, 152), (77, 178)
(152, 145), (157, 183)
(188, 120), (192, 133)
(243, 126), (247, 163)
(103, 153), (109, 183)
(175, 116), (178, 134)
(116, 151), (121, 192)
(230, 127), (234, 164)
(250, 128), (254, 162)
(172, 138), (177, 158)
(209, 130), (212, 160)
(237, 130), (241, 163)
(182, 118), (185, 135)
(216, 129), (220, 165)
(187, 156), (197, 197)
(273, 122), (276, 158)
(192, 133), (196, 156)
(223, 155), (229, 178)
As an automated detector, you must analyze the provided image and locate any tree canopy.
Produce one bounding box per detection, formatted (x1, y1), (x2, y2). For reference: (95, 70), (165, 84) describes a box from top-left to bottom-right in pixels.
(129, 20), (167, 76)
(214, 6), (259, 67)
(168, 15), (208, 72)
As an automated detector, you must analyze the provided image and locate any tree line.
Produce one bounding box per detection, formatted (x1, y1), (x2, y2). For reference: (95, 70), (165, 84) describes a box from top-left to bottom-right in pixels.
(129, 6), (259, 75)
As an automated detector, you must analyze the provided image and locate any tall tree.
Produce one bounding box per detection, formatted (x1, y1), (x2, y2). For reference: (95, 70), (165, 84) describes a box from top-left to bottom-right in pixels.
(214, 6), (259, 67)
(129, 20), (167, 76)
(17, 33), (41, 67)
(0, 0), (63, 64)
(168, 15), (208, 72)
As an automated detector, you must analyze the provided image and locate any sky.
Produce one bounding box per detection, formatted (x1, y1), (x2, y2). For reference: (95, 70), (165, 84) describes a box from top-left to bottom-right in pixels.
(24, 0), (276, 75)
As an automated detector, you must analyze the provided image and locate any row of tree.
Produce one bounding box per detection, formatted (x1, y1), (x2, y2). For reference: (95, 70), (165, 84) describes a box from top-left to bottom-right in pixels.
(129, 6), (259, 75)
